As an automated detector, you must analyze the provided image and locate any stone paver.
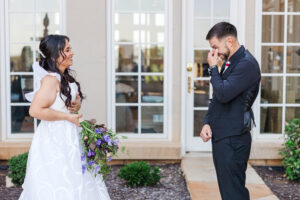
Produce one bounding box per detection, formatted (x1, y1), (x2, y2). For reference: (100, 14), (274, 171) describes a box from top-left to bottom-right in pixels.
(181, 152), (278, 200)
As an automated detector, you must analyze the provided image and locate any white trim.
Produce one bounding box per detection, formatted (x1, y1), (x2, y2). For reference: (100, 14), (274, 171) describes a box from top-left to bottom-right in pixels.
(107, 0), (172, 140)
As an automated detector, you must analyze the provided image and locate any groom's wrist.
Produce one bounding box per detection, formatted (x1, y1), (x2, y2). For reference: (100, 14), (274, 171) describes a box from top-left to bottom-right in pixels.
(208, 65), (217, 75)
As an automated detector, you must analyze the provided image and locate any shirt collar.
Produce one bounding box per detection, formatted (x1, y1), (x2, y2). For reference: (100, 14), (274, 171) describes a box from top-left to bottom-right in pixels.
(227, 45), (245, 65)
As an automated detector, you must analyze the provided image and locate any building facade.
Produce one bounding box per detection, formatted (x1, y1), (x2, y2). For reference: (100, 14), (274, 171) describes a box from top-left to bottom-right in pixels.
(0, 0), (299, 161)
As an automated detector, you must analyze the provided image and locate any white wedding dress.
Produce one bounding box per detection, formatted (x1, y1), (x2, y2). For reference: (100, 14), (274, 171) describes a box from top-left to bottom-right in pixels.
(19, 62), (110, 200)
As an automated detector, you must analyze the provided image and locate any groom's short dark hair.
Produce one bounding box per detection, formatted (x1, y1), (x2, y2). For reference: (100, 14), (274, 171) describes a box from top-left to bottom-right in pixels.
(206, 22), (237, 40)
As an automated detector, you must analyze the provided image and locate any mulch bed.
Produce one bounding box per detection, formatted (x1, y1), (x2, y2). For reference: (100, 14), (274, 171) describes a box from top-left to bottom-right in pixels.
(0, 164), (191, 200)
(252, 166), (300, 200)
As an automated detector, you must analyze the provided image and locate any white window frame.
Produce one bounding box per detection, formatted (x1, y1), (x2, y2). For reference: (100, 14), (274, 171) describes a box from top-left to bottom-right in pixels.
(254, 0), (300, 140)
(1, 0), (66, 141)
(106, 0), (173, 140)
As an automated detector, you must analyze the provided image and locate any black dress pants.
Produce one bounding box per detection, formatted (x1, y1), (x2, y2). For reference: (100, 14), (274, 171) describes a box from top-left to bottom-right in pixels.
(212, 132), (252, 200)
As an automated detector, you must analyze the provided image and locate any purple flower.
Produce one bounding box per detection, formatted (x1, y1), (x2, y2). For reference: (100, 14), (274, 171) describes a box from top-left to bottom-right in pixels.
(96, 139), (102, 147)
(103, 135), (110, 143)
(108, 157), (112, 162)
(95, 165), (100, 173)
(82, 164), (86, 174)
(114, 139), (119, 145)
(95, 128), (103, 135)
(87, 149), (95, 157)
(108, 139), (113, 146)
(88, 160), (95, 166)
(81, 154), (86, 161)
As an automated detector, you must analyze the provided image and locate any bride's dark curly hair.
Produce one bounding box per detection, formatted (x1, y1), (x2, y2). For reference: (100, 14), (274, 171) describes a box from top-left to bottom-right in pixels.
(38, 35), (84, 107)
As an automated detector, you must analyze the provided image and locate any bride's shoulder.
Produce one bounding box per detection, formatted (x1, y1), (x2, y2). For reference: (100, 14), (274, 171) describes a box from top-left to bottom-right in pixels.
(41, 75), (60, 89)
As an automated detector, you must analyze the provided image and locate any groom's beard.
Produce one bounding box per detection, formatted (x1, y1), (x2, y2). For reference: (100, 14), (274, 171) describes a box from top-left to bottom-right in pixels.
(219, 48), (230, 61)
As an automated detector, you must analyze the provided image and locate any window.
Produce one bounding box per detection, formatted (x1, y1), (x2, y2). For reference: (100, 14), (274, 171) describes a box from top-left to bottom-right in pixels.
(258, 0), (300, 135)
(3, 0), (64, 137)
(108, 0), (170, 137)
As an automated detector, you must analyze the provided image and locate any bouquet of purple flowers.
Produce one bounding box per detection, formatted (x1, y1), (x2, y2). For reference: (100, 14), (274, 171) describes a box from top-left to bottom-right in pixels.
(79, 119), (125, 179)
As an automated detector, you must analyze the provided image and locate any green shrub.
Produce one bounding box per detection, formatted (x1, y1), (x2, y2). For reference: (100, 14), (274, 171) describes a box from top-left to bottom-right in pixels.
(118, 161), (161, 187)
(279, 118), (300, 182)
(8, 152), (29, 186)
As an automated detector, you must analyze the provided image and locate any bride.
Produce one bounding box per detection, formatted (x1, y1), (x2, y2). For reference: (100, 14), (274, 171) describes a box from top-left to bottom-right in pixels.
(19, 35), (110, 200)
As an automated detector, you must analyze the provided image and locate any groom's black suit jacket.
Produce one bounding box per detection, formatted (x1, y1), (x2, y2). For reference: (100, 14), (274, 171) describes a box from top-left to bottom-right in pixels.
(204, 45), (261, 141)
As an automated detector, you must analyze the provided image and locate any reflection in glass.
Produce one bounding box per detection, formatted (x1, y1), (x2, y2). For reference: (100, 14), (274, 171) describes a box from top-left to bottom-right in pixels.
(194, 110), (207, 137)
(115, 13), (139, 42)
(194, 80), (210, 107)
(286, 77), (300, 103)
(141, 106), (163, 133)
(36, 0), (60, 11)
(36, 13), (60, 41)
(286, 107), (300, 122)
(116, 106), (138, 133)
(288, 0), (300, 12)
(194, 19), (210, 47)
(194, 50), (210, 77)
(142, 45), (164, 72)
(10, 45), (33, 72)
(263, 0), (285, 12)
(260, 107), (282, 134)
(8, 0), (34, 11)
(11, 75), (33, 103)
(141, 0), (164, 11)
(9, 13), (34, 42)
(140, 13), (164, 43)
(287, 46), (300, 73)
(261, 46), (283, 73)
(11, 106), (34, 133)
(262, 15), (284, 43)
(194, 0), (210, 17)
(115, 76), (138, 103)
(115, 45), (138, 72)
(142, 76), (164, 103)
(287, 15), (300, 43)
(214, 0), (230, 17)
(115, 0), (139, 11)
(261, 77), (283, 103)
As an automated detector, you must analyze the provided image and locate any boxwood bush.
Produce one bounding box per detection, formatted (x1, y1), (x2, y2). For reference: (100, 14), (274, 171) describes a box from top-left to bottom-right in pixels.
(118, 161), (161, 187)
(280, 118), (300, 182)
(8, 152), (28, 186)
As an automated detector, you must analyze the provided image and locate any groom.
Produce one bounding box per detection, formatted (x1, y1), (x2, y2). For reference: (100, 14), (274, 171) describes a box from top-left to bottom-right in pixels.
(200, 22), (261, 200)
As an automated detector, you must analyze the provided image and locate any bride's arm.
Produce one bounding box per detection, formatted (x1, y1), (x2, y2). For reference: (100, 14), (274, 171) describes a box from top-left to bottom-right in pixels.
(29, 75), (82, 126)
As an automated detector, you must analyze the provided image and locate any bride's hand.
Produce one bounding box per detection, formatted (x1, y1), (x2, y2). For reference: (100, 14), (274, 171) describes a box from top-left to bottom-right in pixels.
(67, 113), (83, 127)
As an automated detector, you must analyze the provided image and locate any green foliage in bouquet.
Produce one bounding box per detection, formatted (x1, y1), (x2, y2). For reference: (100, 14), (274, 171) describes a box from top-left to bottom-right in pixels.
(8, 152), (29, 186)
(279, 118), (300, 182)
(118, 161), (161, 187)
(80, 119), (126, 179)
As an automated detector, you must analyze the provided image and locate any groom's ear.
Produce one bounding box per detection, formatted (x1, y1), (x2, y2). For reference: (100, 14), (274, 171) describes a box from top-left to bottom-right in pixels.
(225, 36), (235, 47)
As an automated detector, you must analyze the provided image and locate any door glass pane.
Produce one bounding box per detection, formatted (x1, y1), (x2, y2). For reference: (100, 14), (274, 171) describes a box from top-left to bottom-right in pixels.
(36, 0), (60, 11)
(141, 106), (163, 133)
(115, 13), (139, 42)
(142, 76), (163, 103)
(287, 15), (300, 43)
(194, 110), (207, 137)
(10, 45), (34, 72)
(8, 0), (34, 11)
(115, 0), (139, 11)
(9, 13), (34, 42)
(262, 15), (284, 43)
(141, 45), (164, 72)
(263, 0), (285, 12)
(116, 106), (138, 133)
(288, 0), (300, 12)
(214, 0), (230, 17)
(194, 50), (210, 77)
(261, 46), (283, 73)
(36, 13), (60, 41)
(140, 13), (165, 43)
(260, 107), (282, 134)
(115, 45), (138, 72)
(11, 106), (34, 133)
(116, 76), (138, 103)
(261, 77), (283, 104)
(286, 77), (300, 103)
(286, 107), (300, 122)
(287, 46), (300, 73)
(11, 75), (33, 103)
(194, 19), (210, 48)
(194, 80), (210, 107)
(141, 0), (164, 12)
(194, 0), (211, 17)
